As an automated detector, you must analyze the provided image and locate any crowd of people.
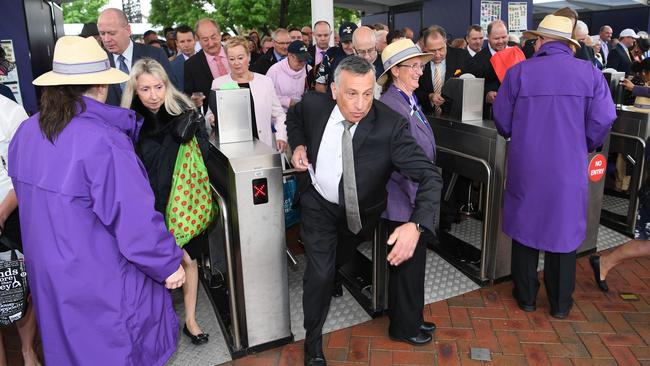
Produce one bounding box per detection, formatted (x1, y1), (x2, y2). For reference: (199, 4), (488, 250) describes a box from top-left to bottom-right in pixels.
(0, 4), (649, 366)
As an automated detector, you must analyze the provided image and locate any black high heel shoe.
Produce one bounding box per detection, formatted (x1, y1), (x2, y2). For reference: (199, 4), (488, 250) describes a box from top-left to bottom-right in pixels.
(589, 256), (609, 292)
(183, 324), (209, 345)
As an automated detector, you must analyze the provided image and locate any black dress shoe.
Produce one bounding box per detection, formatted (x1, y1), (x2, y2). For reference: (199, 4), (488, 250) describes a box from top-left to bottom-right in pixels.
(589, 255), (609, 292)
(512, 288), (536, 312)
(304, 352), (326, 366)
(331, 283), (343, 298)
(551, 302), (573, 319)
(183, 324), (209, 345)
(419, 321), (436, 333)
(389, 331), (432, 346)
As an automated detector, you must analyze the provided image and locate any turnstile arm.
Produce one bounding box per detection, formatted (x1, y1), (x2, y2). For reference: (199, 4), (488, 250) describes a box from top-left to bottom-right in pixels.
(210, 184), (242, 351)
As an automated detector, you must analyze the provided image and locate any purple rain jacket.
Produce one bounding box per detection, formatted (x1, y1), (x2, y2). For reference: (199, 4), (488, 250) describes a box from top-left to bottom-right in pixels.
(380, 84), (436, 223)
(8, 97), (183, 365)
(493, 42), (616, 252)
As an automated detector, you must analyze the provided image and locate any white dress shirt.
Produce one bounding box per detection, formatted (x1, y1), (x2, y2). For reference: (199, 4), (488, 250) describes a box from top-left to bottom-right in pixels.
(0, 95), (27, 205)
(111, 40), (134, 71)
(311, 105), (357, 204)
(600, 39), (609, 62)
(467, 47), (477, 57)
(429, 60), (446, 107)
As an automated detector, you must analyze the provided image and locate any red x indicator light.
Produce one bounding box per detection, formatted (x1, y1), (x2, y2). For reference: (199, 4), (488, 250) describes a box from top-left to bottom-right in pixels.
(252, 178), (268, 205)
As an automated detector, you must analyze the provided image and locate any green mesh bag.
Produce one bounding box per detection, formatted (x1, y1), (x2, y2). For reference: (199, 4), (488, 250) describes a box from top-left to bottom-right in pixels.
(166, 136), (215, 247)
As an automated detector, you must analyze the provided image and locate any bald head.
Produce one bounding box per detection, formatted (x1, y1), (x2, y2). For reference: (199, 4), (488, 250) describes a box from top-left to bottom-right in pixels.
(98, 8), (132, 54)
(487, 20), (508, 51)
(352, 26), (378, 63)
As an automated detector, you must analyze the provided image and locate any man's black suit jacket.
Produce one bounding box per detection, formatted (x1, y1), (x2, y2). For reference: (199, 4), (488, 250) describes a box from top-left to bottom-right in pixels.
(415, 47), (471, 115)
(461, 47), (501, 118)
(286, 92), (442, 234)
(184, 49), (214, 114)
(106, 42), (178, 106)
(607, 44), (633, 75)
(251, 48), (280, 75)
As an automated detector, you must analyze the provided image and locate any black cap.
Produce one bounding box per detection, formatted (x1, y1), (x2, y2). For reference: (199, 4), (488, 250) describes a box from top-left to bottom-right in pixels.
(288, 40), (312, 62)
(338, 22), (357, 42)
(80, 22), (99, 38)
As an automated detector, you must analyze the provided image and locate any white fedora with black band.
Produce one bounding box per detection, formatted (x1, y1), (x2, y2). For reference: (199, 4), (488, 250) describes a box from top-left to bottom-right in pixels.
(523, 14), (581, 48)
(33, 36), (129, 86)
(377, 38), (433, 86)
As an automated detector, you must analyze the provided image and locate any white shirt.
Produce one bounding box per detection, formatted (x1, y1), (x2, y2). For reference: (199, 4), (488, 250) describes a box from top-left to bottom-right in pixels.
(467, 47), (477, 57)
(600, 39), (609, 61)
(111, 40), (134, 71)
(0, 95), (27, 203)
(488, 43), (497, 56)
(429, 60), (446, 106)
(311, 105), (357, 204)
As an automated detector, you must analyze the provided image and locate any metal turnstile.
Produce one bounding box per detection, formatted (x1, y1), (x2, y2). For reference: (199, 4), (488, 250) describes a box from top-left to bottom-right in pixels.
(201, 138), (292, 355)
(429, 116), (608, 284)
(601, 108), (650, 237)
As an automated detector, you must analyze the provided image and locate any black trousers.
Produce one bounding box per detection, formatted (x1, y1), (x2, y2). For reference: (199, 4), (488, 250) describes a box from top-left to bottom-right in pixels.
(511, 240), (576, 312)
(300, 187), (368, 355)
(385, 220), (428, 338)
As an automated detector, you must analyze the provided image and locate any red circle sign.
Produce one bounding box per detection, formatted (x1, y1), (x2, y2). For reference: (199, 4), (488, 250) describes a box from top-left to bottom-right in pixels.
(588, 154), (606, 183)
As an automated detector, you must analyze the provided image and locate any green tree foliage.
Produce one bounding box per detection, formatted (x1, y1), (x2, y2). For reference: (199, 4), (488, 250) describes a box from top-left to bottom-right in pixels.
(62, 0), (109, 24)
(149, 0), (359, 36)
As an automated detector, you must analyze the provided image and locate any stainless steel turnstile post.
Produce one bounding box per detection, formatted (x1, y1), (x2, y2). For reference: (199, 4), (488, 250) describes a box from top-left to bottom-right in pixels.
(202, 140), (293, 358)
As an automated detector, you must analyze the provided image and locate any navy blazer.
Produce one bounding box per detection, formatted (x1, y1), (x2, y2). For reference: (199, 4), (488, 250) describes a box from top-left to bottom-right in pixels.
(415, 47), (471, 115)
(607, 43), (633, 75)
(106, 42), (179, 106)
(170, 55), (185, 91)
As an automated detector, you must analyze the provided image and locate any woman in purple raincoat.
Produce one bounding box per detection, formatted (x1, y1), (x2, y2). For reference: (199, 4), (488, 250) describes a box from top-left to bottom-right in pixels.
(493, 15), (616, 319)
(7, 36), (185, 365)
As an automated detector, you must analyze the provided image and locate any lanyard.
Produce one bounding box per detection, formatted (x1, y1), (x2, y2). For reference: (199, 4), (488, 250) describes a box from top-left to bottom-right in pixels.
(396, 88), (430, 128)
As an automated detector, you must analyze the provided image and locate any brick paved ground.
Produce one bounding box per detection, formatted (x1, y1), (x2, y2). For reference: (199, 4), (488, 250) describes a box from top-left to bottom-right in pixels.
(220, 247), (650, 365)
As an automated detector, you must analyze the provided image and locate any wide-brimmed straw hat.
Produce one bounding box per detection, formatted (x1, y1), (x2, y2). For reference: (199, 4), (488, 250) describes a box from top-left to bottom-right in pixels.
(377, 38), (433, 86)
(523, 14), (580, 48)
(33, 36), (129, 86)
(625, 96), (650, 114)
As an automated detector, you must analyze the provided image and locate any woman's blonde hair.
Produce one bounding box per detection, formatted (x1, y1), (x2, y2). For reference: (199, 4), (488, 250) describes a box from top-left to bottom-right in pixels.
(224, 36), (250, 56)
(121, 58), (194, 116)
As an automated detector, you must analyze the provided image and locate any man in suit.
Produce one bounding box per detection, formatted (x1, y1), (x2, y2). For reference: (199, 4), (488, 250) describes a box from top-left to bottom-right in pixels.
(184, 18), (230, 113)
(169, 25), (196, 92)
(465, 24), (484, 57)
(599, 25), (613, 63)
(251, 28), (291, 75)
(97, 8), (178, 106)
(462, 20), (509, 118)
(415, 25), (471, 116)
(307, 21), (332, 89)
(608, 29), (639, 75)
(287, 56), (442, 366)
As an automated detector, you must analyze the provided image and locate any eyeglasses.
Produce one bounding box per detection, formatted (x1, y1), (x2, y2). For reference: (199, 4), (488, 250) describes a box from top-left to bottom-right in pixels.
(355, 48), (377, 56)
(397, 63), (425, 71)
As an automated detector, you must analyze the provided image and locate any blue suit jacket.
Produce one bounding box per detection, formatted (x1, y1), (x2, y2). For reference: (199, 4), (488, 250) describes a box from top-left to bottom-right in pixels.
(106, 42), (179, 106)
(170, 55), (185, 91)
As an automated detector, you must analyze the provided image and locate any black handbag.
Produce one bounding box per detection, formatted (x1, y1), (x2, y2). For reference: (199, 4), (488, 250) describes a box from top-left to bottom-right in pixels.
(0, 235), (28, 327)
(171, 109), (204, 143)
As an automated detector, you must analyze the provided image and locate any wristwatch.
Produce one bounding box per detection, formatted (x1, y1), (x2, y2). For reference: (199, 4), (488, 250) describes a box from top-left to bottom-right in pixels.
(415, 222), (425, 233)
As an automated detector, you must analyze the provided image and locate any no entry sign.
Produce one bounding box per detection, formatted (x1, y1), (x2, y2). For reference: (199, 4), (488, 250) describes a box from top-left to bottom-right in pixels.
(588, 154), (606, 183)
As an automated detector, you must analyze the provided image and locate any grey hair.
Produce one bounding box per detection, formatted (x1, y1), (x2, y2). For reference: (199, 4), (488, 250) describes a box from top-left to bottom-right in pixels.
(272, 28), (289, 41)
(333, 56), (375, 87)
(195, 18), (220, 36)
(575, 20), (589, 37)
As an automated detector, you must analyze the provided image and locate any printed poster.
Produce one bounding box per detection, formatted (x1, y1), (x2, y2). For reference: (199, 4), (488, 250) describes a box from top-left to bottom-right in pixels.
(0, 40), (22, 105)
(480, 0), (502, 35)
(508, 2), (528, 36)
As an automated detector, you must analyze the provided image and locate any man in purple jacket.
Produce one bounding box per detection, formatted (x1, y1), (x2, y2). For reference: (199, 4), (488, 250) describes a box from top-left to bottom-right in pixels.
(493, 15), (616, 319)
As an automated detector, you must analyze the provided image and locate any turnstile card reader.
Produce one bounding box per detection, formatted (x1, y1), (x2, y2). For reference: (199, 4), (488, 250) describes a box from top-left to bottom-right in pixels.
(210, 88), (254, 144)
(204, 140), (292, 356)
(441, 77), (484, 121)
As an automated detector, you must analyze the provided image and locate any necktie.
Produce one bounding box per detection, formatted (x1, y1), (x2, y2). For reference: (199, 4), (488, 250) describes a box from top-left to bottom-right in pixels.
(433, 63), (443, 116)
(117, 55), (129, 90)
(341, 120), (362, 234)
(215, 56), (227, 76)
